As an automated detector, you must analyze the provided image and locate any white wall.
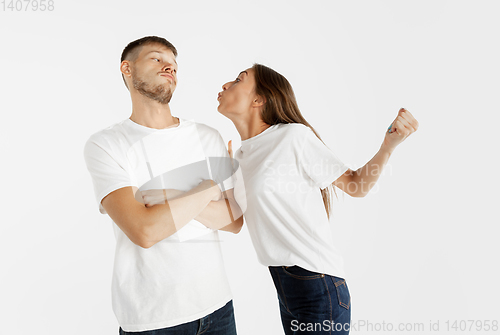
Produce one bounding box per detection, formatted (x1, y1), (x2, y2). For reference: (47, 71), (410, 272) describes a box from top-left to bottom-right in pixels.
(1, 0), (498, 334)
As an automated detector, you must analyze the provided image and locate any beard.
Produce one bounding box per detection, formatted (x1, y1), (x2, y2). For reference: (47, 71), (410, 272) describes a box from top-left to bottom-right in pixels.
(132, 71), (174, 105)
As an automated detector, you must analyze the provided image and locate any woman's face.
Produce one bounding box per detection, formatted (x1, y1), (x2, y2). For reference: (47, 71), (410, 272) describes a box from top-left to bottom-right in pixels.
(217, 68), (260, 117)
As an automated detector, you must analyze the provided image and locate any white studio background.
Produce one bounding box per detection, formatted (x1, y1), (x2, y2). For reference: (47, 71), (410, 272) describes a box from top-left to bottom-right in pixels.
(1, 0), (499, 334)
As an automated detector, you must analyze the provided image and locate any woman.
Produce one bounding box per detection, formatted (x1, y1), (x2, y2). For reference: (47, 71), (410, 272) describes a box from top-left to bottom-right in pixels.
(217, 64), (418, 335)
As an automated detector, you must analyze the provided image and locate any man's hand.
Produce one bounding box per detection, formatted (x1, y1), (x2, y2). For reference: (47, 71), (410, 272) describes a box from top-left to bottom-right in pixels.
(198, 179), (223, 201)
(141, 189), (185, 208)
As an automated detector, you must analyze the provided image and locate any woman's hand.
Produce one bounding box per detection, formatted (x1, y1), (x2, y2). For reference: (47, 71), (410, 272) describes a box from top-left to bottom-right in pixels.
(382, 108), (419, 153)
(228, 140), (233, 158)
(227, 140), (234, 170)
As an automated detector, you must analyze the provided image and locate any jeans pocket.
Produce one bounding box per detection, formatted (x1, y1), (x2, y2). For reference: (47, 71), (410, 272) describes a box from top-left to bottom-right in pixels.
(332, 276), (351, 310)
(282, 266), (325, 280)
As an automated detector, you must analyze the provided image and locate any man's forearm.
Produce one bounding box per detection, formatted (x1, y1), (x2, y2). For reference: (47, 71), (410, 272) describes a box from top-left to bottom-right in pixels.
(142, 182), (218, 247)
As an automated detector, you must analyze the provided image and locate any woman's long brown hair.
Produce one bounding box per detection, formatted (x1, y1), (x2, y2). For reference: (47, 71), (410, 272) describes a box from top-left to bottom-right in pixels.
(252, 63), (339, 219)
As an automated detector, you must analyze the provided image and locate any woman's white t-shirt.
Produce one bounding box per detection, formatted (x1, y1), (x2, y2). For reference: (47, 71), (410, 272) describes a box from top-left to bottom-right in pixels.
(234, 123), (349, 278)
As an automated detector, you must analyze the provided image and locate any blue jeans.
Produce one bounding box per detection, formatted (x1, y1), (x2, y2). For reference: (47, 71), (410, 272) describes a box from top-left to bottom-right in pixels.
(269, 266), (351, 335)
(119, 300), (237, 335)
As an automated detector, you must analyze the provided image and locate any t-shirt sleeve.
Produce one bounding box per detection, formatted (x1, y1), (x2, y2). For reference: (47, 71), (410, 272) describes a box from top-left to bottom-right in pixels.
(83, 136), (135, 214)
(298, 127), (349, 190)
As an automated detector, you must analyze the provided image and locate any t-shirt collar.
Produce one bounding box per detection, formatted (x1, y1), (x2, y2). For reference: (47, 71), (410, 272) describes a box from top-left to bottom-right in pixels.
(241, 123), (280, 145)
(126, 117), (182, 133)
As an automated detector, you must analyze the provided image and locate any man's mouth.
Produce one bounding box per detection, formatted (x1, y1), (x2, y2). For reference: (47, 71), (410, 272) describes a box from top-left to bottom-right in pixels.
(159, 73), (174, 81)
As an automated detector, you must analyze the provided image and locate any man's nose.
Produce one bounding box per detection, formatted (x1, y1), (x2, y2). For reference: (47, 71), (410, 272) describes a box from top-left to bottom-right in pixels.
(162, 64), (174, 73)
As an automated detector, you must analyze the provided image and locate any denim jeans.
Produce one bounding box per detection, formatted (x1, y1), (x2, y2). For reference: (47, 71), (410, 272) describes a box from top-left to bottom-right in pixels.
(269, 266), (351, 335)
(119, 300), (237, 335)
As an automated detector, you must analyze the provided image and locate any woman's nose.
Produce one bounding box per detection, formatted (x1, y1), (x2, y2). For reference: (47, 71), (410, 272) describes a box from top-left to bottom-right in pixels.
(222, 82), (229, 90)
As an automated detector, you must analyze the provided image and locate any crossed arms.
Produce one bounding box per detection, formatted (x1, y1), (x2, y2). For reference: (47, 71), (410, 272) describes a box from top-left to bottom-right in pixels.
(101, 180), (243, 249)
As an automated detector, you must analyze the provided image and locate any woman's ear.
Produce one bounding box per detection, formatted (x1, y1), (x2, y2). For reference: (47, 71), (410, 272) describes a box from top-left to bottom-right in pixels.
(252, 95), (266, 108)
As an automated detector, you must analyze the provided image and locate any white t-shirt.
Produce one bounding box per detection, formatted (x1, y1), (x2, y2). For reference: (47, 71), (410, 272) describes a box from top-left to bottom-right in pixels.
(83, 117), (234, 332)
(234, 123), (350, 279)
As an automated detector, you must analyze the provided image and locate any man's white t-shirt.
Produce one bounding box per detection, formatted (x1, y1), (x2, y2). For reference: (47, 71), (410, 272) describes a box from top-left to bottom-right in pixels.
(83, 117), (233, 332)
(234, 123), (350, 279)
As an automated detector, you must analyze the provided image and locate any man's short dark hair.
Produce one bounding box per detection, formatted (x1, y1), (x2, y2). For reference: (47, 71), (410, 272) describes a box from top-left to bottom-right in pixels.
(120, 36), (178, 88)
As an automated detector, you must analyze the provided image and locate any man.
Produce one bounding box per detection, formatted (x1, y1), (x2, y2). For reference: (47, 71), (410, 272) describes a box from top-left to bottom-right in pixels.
(83, 36), (243, 334)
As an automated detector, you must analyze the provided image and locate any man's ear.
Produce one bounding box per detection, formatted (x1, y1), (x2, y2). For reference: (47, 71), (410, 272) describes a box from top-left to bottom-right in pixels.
(120, 60), (132, 77)
(120, 61), (132, 90)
